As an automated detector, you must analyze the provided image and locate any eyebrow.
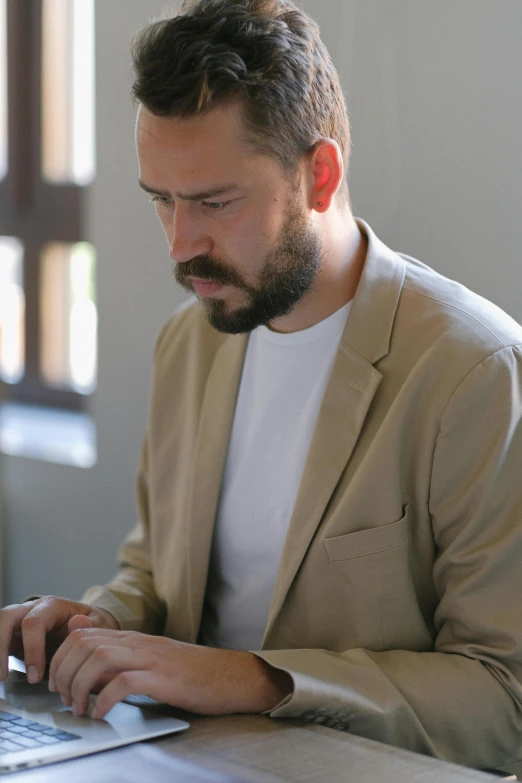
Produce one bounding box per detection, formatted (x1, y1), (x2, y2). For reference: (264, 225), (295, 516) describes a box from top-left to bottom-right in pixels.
(138, 180), (241, 201)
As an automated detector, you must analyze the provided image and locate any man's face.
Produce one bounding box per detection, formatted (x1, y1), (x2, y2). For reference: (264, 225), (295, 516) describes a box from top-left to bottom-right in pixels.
(136, 103), (323, 333)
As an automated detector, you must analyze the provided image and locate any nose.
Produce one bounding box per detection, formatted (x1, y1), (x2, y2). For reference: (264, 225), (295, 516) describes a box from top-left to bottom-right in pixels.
(167, 203), (212, 264)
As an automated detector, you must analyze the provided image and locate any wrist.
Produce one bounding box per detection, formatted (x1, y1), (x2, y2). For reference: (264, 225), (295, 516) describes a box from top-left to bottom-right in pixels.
(248, 653), (294, 713)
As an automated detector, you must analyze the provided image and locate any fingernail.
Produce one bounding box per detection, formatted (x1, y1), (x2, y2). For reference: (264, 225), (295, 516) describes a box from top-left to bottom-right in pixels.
(90, 706), (99, 720)
(61, 695), (71, 707)
(48, 676), (56, 692)
(72, 702), (80, 716)
(27, 666), (39, 684)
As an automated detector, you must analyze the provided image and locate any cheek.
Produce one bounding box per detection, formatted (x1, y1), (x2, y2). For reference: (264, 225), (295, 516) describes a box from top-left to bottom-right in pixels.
(223, 229), (267, 277)
(226, 211), (278, 258)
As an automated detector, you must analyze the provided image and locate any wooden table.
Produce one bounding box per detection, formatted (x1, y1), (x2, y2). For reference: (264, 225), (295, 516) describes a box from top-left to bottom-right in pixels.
(3, 709), (509, 782)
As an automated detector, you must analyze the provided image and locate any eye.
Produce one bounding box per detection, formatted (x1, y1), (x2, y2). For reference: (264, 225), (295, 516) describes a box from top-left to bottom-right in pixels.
(202, 201), (229, 211)
(149, 195), (173, 206)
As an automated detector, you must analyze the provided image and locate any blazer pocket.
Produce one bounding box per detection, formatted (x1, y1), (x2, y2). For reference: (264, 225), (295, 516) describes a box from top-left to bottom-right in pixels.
(324, 506), (410, 562)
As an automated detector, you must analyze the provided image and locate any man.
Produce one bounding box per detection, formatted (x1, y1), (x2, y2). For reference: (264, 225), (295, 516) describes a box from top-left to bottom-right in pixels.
(1, 0), (522, 771)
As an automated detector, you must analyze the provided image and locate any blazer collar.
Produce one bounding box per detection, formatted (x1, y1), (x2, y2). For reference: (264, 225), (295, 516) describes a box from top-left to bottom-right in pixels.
(186, 331), (248, 642)
(263, 220), (406, 641)
(342, 219), (406, 364)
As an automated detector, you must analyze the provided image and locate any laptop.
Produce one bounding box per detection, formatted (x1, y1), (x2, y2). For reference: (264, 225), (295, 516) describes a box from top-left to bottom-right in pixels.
(0, 657), (189, 774)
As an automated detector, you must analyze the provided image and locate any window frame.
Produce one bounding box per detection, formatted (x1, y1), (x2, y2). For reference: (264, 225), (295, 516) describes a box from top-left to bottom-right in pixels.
(0, 0), (89, 411)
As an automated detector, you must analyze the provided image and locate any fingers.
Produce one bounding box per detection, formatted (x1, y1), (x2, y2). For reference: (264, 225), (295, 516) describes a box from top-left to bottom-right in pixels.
(71, 647), (144, 716)
(0, 603), (37, 681)
(47, 616), (95, 697)
(50, 631), (144, 717)
(67, 608), (119, 638)
(0, 597), (106, 686)
(49, 627), (99, 688)
(89, 608), (120, 631)
(49, 630), (109, 709)
(68, 615), (94, 635)
(17, 599), (71, 684)
(47, 614), (116, 692)
(92, 670), (153, 720)
(50, 628), (141, 688)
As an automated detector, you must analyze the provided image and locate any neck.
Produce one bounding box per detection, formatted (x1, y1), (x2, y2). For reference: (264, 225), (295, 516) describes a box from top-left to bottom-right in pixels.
(269, 210), (367, 334)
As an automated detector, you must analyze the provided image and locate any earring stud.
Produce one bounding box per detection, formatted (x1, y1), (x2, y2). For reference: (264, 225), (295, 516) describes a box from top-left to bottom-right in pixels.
(317, 202), (323, 207)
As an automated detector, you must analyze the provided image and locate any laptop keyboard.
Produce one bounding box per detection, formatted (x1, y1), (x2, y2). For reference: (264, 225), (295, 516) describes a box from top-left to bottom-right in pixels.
(0, 710), (79, 754)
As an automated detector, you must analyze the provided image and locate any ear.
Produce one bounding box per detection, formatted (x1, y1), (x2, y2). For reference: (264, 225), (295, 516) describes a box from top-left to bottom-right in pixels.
(308, 139), (344, 212)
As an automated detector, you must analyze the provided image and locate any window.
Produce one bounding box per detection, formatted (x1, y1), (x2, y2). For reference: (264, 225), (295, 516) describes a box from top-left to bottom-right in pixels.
(0, 0), (96, 410)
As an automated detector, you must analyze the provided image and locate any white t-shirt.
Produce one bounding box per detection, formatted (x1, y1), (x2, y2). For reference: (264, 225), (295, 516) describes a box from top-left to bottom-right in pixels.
(199, 301), (352, 651)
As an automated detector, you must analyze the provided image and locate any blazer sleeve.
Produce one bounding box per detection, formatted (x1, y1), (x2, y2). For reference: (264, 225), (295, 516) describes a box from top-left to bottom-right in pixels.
(255, 345), (522, 770)
(81, 436), (166, 635)
(80, 317), (182, 633)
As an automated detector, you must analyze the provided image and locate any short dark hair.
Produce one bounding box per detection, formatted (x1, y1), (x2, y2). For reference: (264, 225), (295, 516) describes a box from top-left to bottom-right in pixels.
(131, 0), (350, 177)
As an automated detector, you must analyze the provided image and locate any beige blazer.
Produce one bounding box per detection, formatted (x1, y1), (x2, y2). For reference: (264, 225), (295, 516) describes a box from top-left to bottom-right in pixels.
(84, 221), (522, 769)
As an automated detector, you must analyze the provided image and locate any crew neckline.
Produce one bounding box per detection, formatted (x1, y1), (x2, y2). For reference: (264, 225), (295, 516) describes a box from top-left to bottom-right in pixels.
(255, 300), (352, 347)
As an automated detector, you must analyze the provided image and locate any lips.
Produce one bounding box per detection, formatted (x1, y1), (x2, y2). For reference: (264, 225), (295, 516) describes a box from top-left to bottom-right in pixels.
(188, 277), (224, 298)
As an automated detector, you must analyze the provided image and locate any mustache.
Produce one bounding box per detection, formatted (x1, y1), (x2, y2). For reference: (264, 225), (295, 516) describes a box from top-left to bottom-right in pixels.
(175, 255), (246, 289)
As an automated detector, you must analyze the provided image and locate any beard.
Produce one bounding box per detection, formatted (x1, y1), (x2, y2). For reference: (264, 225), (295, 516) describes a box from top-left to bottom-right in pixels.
(174, 198), (323, 334)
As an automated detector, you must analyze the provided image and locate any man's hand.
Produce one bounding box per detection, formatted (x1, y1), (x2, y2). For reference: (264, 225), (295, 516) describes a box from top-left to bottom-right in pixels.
(0, 597), (119, 684)
(48, 629), (293, 720)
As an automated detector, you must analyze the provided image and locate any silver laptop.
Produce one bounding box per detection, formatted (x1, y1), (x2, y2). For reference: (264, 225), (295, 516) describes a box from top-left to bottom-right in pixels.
(0, 657), (189, 774)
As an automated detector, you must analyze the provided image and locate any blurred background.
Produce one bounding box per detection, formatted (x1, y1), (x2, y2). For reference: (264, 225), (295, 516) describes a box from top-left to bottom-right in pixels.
(0, 0), (521, 605)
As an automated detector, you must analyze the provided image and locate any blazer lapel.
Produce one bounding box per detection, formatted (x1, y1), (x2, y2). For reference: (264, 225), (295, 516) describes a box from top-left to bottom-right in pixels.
(186, 331), (248, 642)
(263, 220), (406, 640)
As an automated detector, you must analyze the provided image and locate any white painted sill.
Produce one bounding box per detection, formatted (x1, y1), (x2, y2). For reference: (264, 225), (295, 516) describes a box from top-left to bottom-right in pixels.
(0, 402), (97, 468)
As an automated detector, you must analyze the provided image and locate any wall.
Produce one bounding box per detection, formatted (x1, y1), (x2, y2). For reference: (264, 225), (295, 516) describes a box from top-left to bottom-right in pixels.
(2, 0), (522, 603)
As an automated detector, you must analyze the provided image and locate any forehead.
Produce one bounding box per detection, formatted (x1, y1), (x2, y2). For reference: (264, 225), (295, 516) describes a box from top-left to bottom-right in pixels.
(136, 103), (267, 185)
